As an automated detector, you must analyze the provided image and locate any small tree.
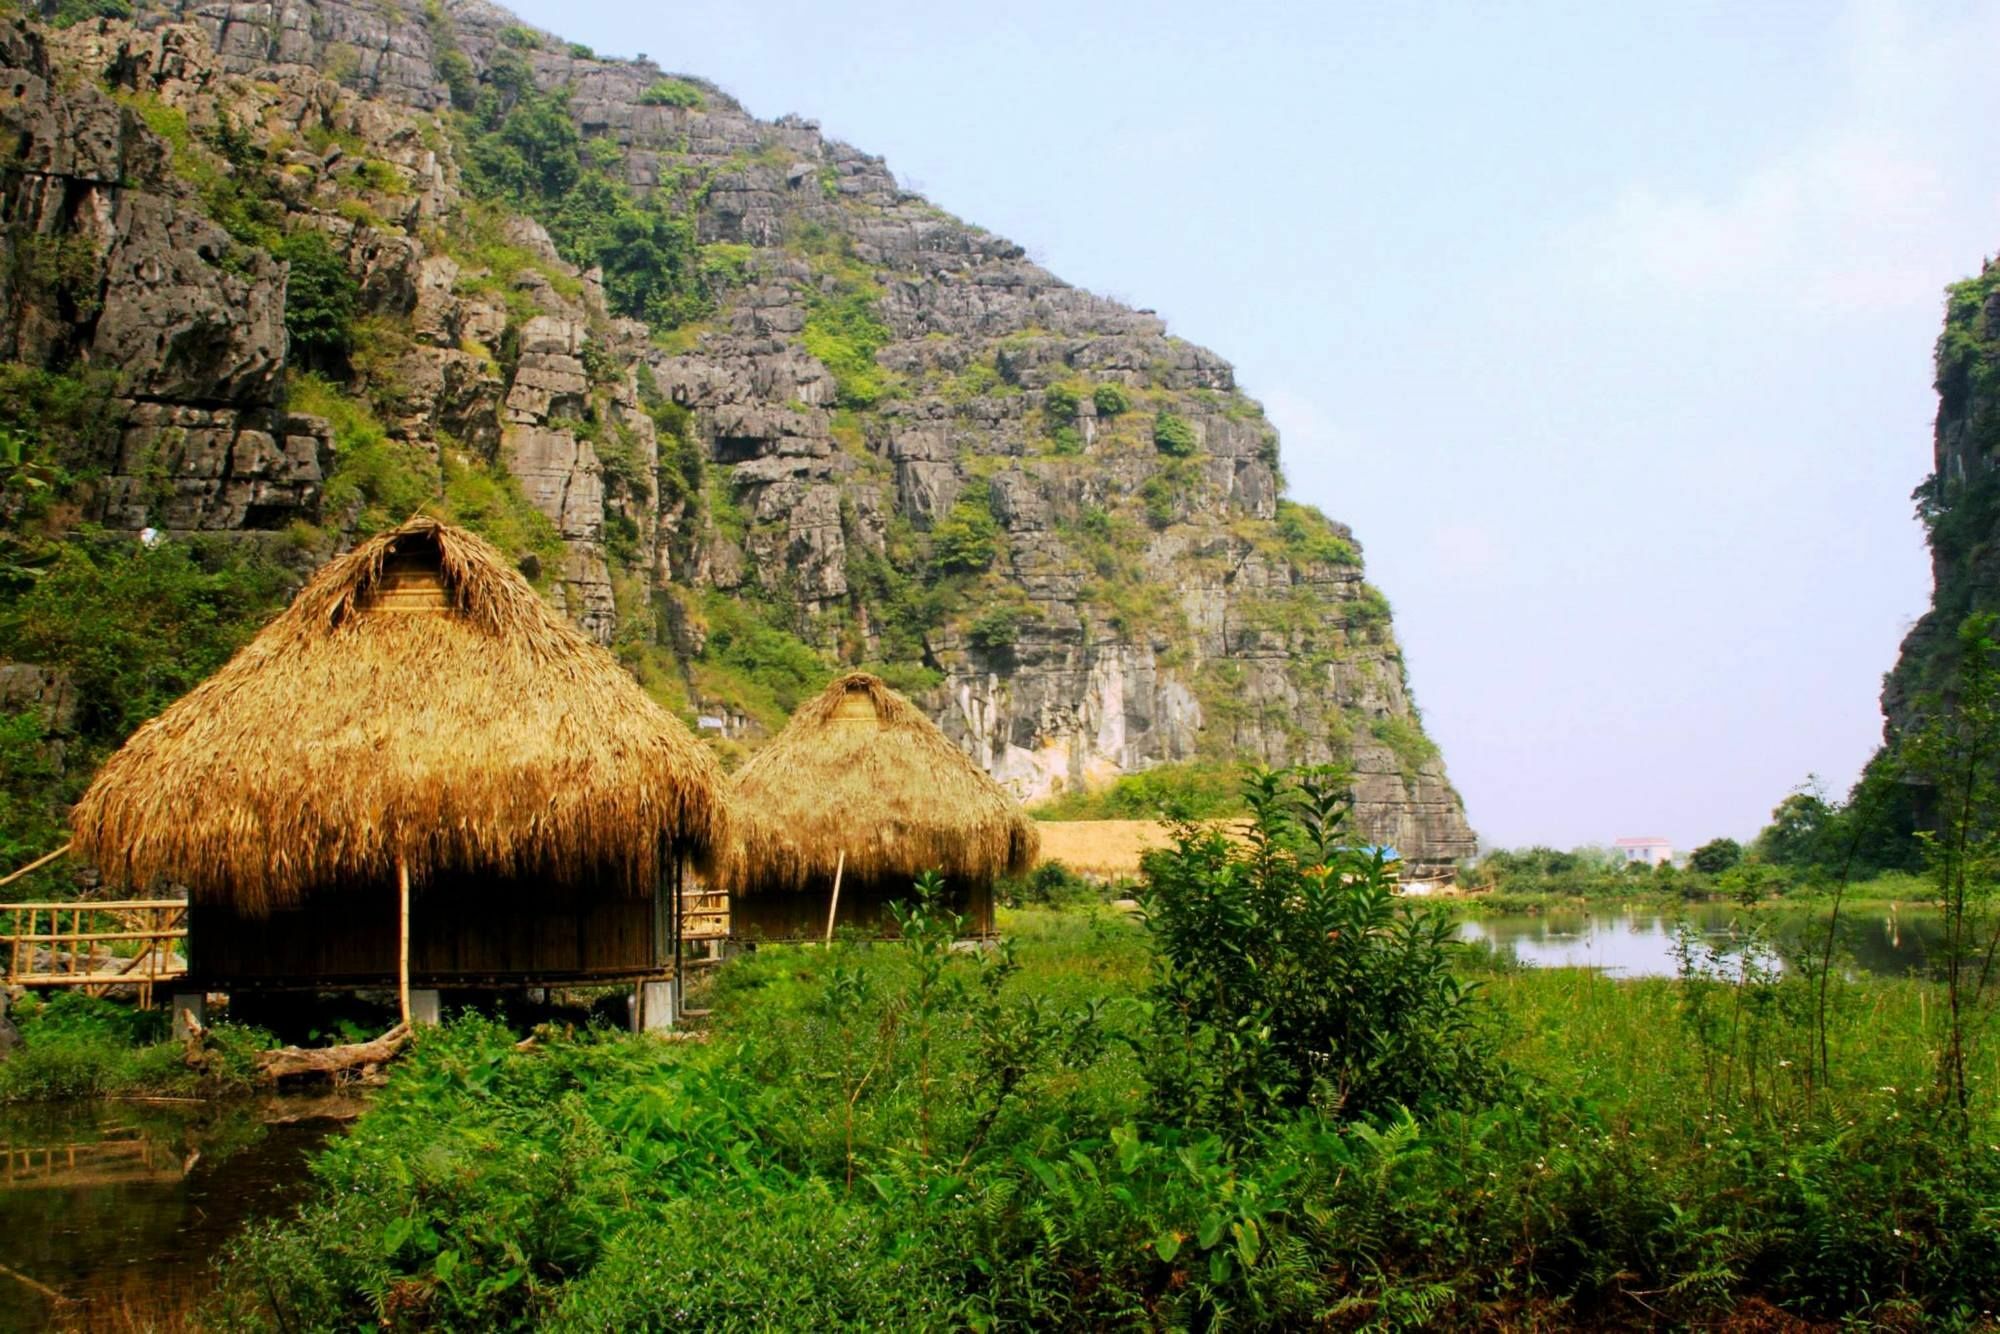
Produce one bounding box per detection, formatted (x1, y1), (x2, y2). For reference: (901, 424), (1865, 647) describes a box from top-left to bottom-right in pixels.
(1138, 766), (1502, 1131)
(1152, 411), (1198, 457)
(1689, 837), (1742, 874)
(1755, 788), (1832, 867)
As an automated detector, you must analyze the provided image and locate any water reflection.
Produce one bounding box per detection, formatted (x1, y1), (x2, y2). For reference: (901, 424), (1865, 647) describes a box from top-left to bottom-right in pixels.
(1456, 903), (1942, 979)
(0, 1096), (354, 1331)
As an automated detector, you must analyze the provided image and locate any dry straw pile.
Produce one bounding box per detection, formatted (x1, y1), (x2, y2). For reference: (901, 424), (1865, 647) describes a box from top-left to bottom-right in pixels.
(725, 672), (1038, 893)
(71, 518), (727, 913)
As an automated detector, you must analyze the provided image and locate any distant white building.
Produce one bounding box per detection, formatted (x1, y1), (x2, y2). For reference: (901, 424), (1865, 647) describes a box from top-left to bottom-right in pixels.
(1614, 836), (1673, 868)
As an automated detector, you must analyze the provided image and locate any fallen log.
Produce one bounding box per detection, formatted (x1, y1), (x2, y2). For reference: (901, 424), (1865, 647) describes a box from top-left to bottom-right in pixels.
(181, 1016), (412, 1085)
(256, 1024), (410, 1083)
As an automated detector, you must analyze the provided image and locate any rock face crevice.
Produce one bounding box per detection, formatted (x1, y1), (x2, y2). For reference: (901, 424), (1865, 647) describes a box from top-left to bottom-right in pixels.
(2, 0), (1476, 872)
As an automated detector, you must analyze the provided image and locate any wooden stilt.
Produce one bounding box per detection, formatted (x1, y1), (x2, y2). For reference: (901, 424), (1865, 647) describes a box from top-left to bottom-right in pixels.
(824, 850), (845, 946)
(397, 852), (412, 1029)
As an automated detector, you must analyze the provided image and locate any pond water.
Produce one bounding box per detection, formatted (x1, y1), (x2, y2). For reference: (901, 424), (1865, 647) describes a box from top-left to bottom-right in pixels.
(1456, 902), (1944, 979)
(0, 1094), (355, 1331)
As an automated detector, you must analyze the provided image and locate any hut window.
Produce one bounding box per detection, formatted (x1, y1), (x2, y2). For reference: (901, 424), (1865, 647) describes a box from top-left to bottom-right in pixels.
(366, 551), (453, 614)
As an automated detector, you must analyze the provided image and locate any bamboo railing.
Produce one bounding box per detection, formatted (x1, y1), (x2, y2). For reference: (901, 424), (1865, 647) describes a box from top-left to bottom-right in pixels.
(680, 887), (730, 941)
(0, 900), (187, 1006)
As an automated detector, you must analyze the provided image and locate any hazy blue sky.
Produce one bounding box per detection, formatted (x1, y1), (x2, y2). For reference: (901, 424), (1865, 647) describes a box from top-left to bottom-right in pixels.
(513, 0), (2000, 850)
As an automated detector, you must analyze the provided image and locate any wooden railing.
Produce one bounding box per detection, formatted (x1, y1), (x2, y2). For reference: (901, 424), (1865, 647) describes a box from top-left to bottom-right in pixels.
(681, 888), (730, 941)
(0, 900), (187, 1006)
(0, 1125), (186, 1190)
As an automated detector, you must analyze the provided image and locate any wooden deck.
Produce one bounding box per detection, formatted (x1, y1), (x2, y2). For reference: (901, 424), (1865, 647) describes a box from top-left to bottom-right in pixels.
(0, 900), (186, 1006)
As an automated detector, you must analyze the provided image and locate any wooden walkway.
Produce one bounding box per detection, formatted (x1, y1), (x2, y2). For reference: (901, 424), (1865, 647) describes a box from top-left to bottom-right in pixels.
(0, 900), (187, 1006)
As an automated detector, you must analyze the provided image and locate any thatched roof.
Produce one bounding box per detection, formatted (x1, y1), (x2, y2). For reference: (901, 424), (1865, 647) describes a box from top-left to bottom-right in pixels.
(71, 518), (727, 913)
(723, 672), (1038, 893)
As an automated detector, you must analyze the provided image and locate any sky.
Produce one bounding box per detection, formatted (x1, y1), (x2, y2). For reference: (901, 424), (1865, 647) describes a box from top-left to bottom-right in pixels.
(512, 0), (2000, 850)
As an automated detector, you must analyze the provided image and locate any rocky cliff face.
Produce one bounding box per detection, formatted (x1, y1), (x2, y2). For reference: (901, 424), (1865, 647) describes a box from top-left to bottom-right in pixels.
(0, 0), (1475, 871)
(1883, 260), (2000, 738)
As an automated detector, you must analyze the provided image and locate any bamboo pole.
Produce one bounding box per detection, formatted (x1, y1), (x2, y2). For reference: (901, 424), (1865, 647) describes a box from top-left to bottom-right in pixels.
(0, 841), (69, 887)
(396, 853), (412, 1029)
(824, 850), (845, 946)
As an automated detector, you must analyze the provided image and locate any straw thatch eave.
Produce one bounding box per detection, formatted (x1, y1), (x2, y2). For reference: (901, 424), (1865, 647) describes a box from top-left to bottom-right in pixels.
(722, 672), (1038, 894)
(70, 517), (728, 914)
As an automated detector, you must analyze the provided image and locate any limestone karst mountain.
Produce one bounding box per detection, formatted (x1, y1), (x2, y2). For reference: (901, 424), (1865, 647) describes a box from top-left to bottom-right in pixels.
(0, 0), (1474, 871)
(1884, 258), (2000, 741)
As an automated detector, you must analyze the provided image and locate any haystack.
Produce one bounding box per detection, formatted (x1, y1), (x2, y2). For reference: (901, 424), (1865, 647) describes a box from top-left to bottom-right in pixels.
(724, 672), (1037, 896)
(71, 517), (727, 913)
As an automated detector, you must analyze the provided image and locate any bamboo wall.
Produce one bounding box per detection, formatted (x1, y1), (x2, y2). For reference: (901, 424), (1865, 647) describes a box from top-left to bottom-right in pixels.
(728, 881), (994, 944)
(189, 874), (667, 989)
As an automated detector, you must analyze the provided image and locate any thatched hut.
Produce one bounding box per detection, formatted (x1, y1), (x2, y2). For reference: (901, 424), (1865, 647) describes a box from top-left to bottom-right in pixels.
(722, 672), (1037, 940)
(70, 518), (727, 1013)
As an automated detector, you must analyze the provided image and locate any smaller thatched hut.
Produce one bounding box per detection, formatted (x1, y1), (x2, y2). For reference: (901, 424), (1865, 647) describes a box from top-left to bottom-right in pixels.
(722, 672), (1038, 940)
(70, 518), (727, 1012)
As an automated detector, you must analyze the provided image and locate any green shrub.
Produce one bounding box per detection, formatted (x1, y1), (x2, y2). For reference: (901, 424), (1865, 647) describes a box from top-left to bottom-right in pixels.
(1152, 410), (1198, 457)
(994, 860), (1102, 909)
(275, 230), (357, 366)
(44, 0), (133, 26)
(1139, 766), (1504, 1127)
(1139, 464), (1198, 528)
(1092, 383), (1131, 416)
(802, 288), (893, 408)
(0, 992), (267, 1102)
(637, 78), (704, 109)
(967, 601), (1038, 651)
(1042, 383), (1080, 422)
(929, 488), (1002, 575)
(1369, 714), (1439, 774)
(0, 533), (290, 743)
(692, 594), (832, 730)
(1273, 500), (1357, 567)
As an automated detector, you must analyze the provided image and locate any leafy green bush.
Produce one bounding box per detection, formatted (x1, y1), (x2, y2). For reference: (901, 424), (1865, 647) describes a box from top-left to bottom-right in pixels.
(43, 0), (134, 26)
(1092, 383), (1131, 416)
(691, 593), (832, 730)
(0, 533), (289, 742)
(967, 601), (1039, 651)
(1152, 410), (1198, 457)
(994, 860), (1102, 909)
(802, 288), (894, 408)
(1140, 766), (1504, 1126)
(1139, 465), (1195, 527)
(0, 993), (266, 1101)
(1041, 383), (1080, 421)
(928, 488), (1001, 575)
(1273, 499), (1357, 567)
(637, 78), (703, 109)
(275, 230), (357, 367)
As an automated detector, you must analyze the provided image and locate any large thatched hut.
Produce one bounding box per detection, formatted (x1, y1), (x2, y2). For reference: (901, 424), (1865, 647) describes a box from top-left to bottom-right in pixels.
(722, 672), (1038, 940)
(70, 518), (727, 1017)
